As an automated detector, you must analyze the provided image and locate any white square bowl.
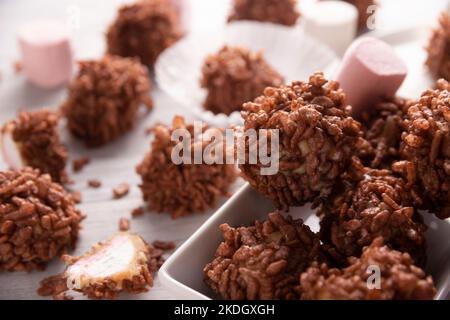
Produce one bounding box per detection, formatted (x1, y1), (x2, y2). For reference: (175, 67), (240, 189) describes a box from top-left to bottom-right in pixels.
(159, 183), (450, 300)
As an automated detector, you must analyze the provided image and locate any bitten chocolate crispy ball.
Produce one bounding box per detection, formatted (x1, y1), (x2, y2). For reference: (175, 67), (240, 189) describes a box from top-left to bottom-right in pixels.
(399, 80), (450, 219)
(228, 0), (300, 26)
(0, 168), (83, 272)
(62, 55), (152, 147)
(319, 167), (427, 266)
(106, 0), (182, 67)
(204, 212), (325, 300)
(200, 46), (284, 115)
(136, 116), (237, 219)
(38, 232), (166, 300)
(2, 109), (68, 183)
(240, 72), (362, 209)
(426, 13), (450, 81)
(359, 97), (413, 169)
(300, 238), (436, 300)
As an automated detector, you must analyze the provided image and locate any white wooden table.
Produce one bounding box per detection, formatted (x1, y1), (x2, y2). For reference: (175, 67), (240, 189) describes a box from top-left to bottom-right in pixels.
(0, 0), (447, 300)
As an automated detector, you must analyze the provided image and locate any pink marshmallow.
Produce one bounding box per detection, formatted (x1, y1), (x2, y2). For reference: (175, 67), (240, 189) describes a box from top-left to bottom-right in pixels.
(336, 37), (407, 116)
(18, 20), (73, 89)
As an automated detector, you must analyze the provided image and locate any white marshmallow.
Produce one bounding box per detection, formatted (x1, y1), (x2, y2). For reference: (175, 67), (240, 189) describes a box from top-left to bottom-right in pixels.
(302, 1), (358, 56)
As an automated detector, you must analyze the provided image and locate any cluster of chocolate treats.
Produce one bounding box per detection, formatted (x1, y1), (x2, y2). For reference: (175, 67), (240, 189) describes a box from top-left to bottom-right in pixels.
(1, 0), (448, 302)
(203, 70), (448, 300)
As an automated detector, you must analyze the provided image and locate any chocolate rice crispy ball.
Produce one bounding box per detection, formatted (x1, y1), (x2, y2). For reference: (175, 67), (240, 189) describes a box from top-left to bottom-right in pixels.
(136, 116), (237, 219)
(62, 55), (152, 147)
(106, 0), (182, 67)
(239, 72), (363, 209)
(0, 167), (84, 272)
(300, 238), (436, 300)
(358, 97), (414, 169)
(204, 212), (325, 300)
(399, 79), (450, 219)
(228, 0), (300, 26)
(426, 13), (450, 81)
(200, 46), (284, 115)
(318, 167), (427, 266)
(3, 109), (68, 183)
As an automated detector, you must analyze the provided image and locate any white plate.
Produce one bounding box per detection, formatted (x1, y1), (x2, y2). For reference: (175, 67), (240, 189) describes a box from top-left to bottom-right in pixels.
(155, 21), (339, 127)
(159, 26), (450, 300)
(160, 183), (450, 300)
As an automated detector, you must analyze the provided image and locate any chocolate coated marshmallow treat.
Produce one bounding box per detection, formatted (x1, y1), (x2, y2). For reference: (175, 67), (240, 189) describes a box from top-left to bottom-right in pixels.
(426, 13), (450, 81)
(62, 55), (152, 147)
(240, 72), (363, 209)
(0, 168), (83, 272)
(107, 0), (182, 67)
(318, 167), (427, 266)
(204, 212), (326, 300)
(200, 46), (283, 115)
(136, 116), (237, 219)
(300, 238), (436, 300)
(2, 109), (68, 183)
(398, 79), (450, 219)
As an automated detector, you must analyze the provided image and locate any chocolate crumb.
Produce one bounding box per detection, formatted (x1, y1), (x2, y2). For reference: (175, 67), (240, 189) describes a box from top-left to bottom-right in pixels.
(72, 156), (90, 172)
(131, 206), (145, 217)
(113, 183), (130, 199)
(119, 218), (130, 231)
(152, 240), (176, 251)
(37, 274), (69, 298)
(87, 179), (102, 188)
